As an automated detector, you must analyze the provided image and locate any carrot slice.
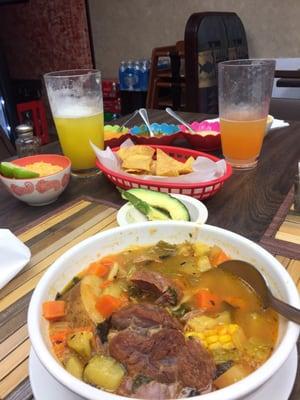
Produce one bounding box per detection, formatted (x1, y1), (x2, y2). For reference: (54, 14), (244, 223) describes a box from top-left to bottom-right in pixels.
(194, 289), (222, 312)
(100, 280), (113, 289)
(49, 329), (70, 344)
(100, 255), (117, 267)
(52, 342), (66, 360)
(43, 300), (66, 321)
(86, 261), (110, 277)
(224, 296), (247, 310)
(95, 294), (123, 318)
(209, 247), (230, 267)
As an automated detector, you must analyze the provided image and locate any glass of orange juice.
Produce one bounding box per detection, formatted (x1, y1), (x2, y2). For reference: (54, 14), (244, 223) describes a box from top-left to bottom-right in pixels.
(218, 60), (275, 170)
(44, 69), (104, 177)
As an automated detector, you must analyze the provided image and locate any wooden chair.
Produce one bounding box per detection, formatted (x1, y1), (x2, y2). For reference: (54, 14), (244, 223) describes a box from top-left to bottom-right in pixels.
(146, 41), (185, 110)
(184, 12), (248, 113)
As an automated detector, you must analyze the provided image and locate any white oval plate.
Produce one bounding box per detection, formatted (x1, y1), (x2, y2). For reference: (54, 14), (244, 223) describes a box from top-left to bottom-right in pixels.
(117, 193), (208, 226)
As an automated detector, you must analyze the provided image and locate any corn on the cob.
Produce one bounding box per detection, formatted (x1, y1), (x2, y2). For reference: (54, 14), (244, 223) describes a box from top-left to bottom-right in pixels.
(185, 323), (239, 351)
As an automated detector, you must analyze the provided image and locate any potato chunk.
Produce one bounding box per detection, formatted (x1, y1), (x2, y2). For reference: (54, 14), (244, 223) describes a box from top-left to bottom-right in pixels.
(67, 331), (93, 359)
(83, 355), (125, 391)
(65, 355), (84, 380)
(214, 364), (252, 388)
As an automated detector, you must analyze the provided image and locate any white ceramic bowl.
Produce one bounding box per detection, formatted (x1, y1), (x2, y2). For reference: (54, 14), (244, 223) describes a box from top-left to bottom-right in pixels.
(117, 193), (208, 226)
(0, 154), (71, 206)
(28, 222), (300, 400)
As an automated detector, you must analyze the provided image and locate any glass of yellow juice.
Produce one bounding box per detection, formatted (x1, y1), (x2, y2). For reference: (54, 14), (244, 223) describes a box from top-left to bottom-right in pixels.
(44, 69), (104, 176)
(218, 60), (275, 170)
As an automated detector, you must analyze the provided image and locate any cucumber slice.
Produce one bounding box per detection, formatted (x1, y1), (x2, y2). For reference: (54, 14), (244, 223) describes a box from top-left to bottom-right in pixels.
(0, 162), (39, 179)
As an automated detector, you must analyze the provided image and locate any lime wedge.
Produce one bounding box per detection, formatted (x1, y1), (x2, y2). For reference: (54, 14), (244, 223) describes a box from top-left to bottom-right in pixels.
(0, 162), (16, 177)
(0, 162), (40, 179)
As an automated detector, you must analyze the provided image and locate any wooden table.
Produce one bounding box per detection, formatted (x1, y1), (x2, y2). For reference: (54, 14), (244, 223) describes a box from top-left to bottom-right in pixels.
(0, 109), (299, 399)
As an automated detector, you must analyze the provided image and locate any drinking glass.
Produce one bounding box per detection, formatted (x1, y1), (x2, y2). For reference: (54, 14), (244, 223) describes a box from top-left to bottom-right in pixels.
(44, 69), (104, 176)
(218, 59), (275, 170)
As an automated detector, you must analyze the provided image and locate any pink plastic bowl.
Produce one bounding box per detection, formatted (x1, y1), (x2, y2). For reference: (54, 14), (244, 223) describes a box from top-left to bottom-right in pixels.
(179, 121), (221, 151)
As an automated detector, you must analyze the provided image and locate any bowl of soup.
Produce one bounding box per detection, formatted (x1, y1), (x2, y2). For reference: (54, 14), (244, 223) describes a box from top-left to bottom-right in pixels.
(28, 222), (299, 400)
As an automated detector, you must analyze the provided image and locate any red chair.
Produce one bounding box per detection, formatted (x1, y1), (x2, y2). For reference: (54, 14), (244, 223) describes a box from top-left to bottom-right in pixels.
(17, 100), (49, 145)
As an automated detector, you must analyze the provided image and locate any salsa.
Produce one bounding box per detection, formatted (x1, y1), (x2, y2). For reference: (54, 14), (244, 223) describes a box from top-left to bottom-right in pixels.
(43, 241), (278, 399)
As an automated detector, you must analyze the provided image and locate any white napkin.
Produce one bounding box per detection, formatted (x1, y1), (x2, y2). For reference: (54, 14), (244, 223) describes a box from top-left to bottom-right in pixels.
(0, 229), (31, 289)
(269, 118), (289, 130)
(91, 139), (227, 184)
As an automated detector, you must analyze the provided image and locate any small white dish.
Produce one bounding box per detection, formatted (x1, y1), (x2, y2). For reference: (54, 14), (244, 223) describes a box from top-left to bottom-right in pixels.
(266, 114), (274, 131)
(265, 114), (274, 135)
(116, 193), (208, 226)
(0, 229), (31, 289)
(29, 346), (298, 400)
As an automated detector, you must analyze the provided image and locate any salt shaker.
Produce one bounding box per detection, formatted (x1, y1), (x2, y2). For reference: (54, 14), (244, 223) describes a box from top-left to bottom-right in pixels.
(15, 124), (40, 157)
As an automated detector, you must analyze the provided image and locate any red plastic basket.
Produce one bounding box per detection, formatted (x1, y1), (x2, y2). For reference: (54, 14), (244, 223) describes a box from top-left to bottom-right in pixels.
(96, 145), (232, 200)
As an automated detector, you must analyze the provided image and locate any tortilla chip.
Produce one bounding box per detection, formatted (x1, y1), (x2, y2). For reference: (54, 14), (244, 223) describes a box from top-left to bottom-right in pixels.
(124, 168), (148, 174)
(150, 160), (157, 175)
(122, 154), (153, 172)
(117, 145), (155, 173)
(178, 156), (195, 174)
(155, 148), (185, 176)
(117, 145), (155, 161)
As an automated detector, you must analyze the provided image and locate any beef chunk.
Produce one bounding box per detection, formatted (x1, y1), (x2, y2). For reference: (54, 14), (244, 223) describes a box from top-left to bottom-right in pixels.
(111, 303), (182, 331)
(178, 338), (216, 391)
(109, 328), (184, 383)
(134, 380), (179, 399)
(109, 326), (215, 392)
(118, 376), (179, 399)
(131, 269), (183, 305)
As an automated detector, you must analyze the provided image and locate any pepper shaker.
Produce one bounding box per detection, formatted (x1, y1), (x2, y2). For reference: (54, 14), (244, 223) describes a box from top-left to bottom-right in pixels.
(15, 124), (40, 157)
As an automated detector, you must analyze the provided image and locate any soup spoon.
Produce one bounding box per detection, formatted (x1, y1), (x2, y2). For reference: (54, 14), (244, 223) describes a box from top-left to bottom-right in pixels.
(218, 259), (300, 324)
(165, 107), (195, 134)
(138, 108), (155, 137)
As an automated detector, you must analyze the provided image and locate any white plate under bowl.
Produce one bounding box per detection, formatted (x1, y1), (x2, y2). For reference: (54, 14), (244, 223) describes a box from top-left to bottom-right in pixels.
(117, 193), (208, 226)
(29, 346), (298, 400)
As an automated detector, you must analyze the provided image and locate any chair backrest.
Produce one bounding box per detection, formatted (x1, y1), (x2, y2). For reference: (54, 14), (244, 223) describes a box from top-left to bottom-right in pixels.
(146, 42), (185, 110)
(184, 12), (248, 113)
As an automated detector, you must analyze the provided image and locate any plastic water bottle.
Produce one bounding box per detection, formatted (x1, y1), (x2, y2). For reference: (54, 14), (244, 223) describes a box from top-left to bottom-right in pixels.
(133, 61), (141, 91)
(124, 60), (136, 91)
(119, 61), (127, 90)
(140, 60), (150, 91)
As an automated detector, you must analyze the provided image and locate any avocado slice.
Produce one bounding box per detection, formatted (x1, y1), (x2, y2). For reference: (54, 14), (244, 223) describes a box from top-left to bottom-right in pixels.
(125, 188), (190, 221)
(0, 162), (40, 179)
(121, 190), (170, 221)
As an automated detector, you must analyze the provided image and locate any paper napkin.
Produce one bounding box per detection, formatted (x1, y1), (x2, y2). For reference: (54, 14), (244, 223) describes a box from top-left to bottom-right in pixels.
(269, 118), (290, 130)
(0, 229), (31, 289)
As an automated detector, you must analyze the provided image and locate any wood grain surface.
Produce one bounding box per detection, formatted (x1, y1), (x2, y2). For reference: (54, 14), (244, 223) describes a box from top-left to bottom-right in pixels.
(0, 198), (118, 400)
(0, 110), (299, 399)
